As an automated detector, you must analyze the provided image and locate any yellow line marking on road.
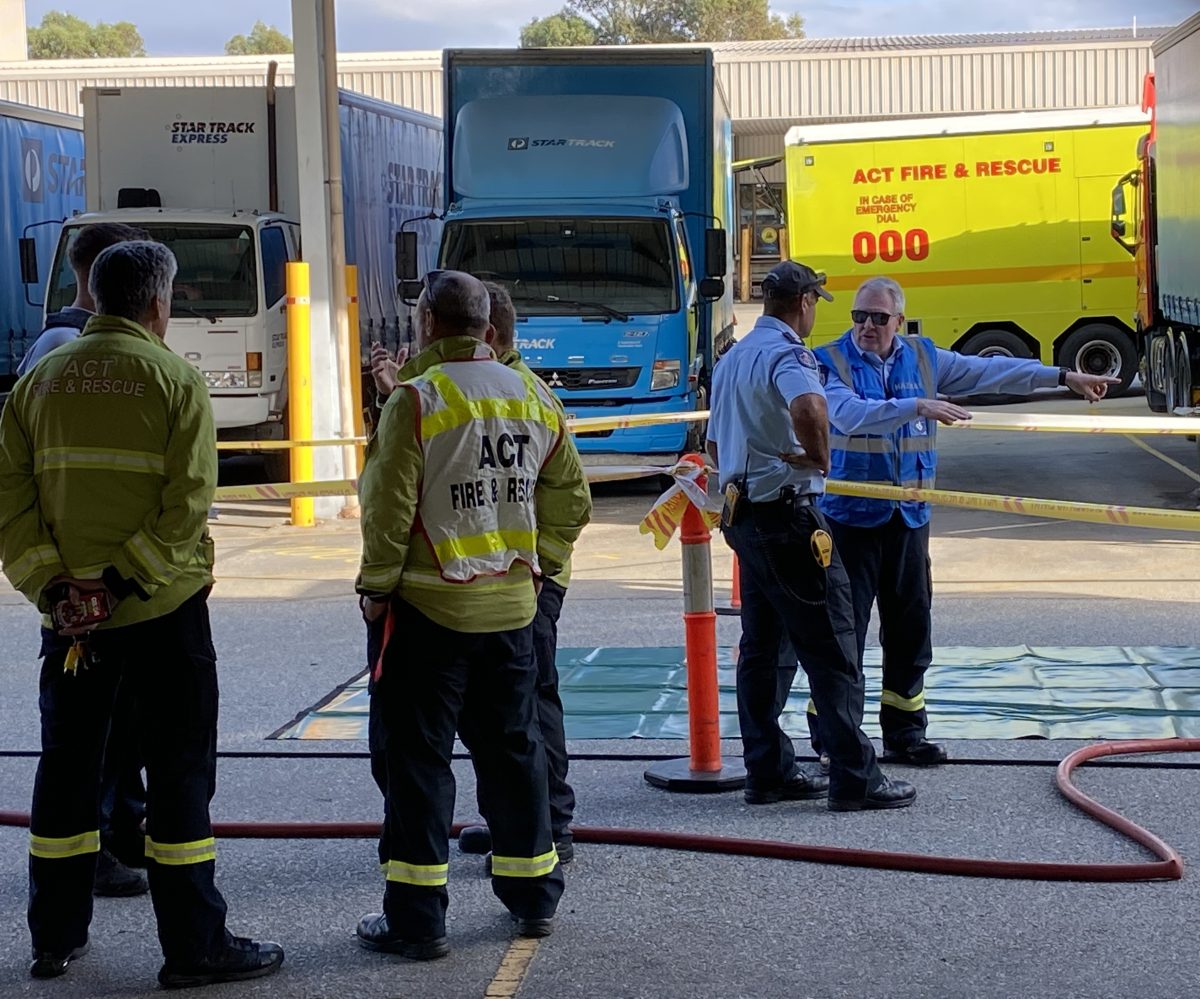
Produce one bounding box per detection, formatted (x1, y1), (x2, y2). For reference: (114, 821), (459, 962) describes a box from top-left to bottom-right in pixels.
(485, 937), (542, 998)
(1123, 434), (1200, 486)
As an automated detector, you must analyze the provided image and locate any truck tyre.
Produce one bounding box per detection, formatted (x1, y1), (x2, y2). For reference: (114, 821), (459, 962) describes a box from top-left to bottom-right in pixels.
(1176, 333), (1193, 414)
(263, 447), (291, 485)
(959, 329), (1033, 360)
(957, 330), (1032, 404)
(1142, 331), (1168, 413)
(1059, 324), (1137, 397)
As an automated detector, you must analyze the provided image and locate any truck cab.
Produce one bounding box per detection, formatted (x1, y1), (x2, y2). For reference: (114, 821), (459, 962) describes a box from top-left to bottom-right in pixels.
(45, 207), (299, 434)
(431, 50), (734, 463)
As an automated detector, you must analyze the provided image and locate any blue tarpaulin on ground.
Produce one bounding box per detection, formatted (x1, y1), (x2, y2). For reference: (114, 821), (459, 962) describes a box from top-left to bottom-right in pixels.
(272, 646), (1200, 741)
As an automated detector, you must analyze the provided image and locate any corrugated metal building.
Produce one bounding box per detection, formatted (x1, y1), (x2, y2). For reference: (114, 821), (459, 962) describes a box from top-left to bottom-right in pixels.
(0, 27), (1165, 267)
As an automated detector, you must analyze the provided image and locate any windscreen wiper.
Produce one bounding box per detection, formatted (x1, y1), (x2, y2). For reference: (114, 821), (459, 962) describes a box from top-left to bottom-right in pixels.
(174, 305), (218, 325)
(513, 295), (629, 322)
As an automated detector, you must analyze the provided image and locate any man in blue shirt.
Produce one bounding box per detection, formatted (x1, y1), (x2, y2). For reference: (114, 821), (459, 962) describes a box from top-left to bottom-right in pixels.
(811, 276), (1118, 765)
(707, 261), (915, 812)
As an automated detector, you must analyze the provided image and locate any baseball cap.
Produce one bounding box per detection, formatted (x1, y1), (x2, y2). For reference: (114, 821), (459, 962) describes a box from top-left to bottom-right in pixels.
(761, 261), (834, 301)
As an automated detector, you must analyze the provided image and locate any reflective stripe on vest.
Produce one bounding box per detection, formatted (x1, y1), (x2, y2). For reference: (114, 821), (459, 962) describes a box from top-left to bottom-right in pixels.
(815, 332), (939, 529)
(412, 353), (560, 582)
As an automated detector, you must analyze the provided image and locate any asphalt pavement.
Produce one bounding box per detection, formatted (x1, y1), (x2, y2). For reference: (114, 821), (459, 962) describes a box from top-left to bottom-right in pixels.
(0, 388), (1198, 997)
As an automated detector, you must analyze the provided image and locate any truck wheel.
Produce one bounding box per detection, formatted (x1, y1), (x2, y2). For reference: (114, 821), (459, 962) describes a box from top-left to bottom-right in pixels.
(263, 447), (291, 485)
(1176, 333), (1193, 413)
(1143, 331), (1168, 413)
(959, 329), (1033, 360)
(1059, 324), (1137, 397)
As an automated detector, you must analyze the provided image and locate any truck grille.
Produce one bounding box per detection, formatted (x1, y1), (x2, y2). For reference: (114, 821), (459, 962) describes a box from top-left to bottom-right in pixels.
(530, 367), (640, 391)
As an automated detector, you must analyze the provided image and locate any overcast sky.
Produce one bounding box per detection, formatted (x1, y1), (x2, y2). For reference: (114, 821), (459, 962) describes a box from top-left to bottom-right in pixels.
(23, 0), (1198, 55)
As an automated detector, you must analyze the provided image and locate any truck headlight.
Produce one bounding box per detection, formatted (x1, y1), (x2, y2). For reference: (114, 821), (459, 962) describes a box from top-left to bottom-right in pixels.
(651, 359), (680, 390)
(204, 371), (249, 388)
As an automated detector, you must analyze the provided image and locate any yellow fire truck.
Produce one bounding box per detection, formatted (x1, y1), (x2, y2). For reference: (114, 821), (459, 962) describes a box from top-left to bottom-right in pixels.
(785, 107), (1147, 393)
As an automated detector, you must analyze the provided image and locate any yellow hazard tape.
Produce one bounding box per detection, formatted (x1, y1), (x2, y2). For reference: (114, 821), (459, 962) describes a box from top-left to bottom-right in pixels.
(826, 480), (1200, 532)
(216, 409), (1200, 451)
(213, 465), (667, 502)
(950, 412), (1200, 436)
(217, 438), (367, 451)
(566, 411), (710, 435)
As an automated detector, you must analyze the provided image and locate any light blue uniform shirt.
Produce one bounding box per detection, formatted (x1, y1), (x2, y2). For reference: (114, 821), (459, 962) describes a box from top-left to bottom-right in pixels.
(823, 333), (1061, 435)
(16, 308), (94, 377)
(707, 315), (826, 501)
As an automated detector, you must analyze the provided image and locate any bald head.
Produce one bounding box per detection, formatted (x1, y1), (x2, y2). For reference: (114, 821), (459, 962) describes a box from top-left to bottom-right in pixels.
(416, 269), (493, 348)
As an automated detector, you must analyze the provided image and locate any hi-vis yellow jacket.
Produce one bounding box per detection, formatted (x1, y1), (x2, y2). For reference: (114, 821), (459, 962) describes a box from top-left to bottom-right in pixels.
(357, 335), (591, 634)
(0, 316), (217, 626)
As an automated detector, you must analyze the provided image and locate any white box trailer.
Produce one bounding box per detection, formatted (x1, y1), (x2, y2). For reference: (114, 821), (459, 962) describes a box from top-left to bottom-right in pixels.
(44, 83), (443, 458)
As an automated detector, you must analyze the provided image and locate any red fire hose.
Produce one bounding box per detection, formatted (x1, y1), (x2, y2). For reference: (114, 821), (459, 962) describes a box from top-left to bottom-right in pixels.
(0, 739), (1190, 883)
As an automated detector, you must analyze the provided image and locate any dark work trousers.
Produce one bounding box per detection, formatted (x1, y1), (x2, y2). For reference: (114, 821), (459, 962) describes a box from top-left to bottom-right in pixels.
(28, 589), (228, 964)
(723, 499), (883, 799)
(806, 512), (933, 753)
(370, 597), (564, 941)
(40, 629), (147, 866)
(529, 578), (574, 842)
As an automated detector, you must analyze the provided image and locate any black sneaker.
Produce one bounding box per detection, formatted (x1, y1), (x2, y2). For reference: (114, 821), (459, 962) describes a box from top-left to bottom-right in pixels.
(744, 767), (830, 805)
(30, 941), (89, 979)
(94, 847), (149, 898)
(158, 935), (284, 989)
(355, 913), (449, 961)
(882, 740), (948, 766)
(828, 777), (917, 812)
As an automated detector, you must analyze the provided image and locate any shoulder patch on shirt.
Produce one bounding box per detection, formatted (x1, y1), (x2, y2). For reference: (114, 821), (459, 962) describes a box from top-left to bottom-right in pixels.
(818, 364), (828, 386)
(794, 347), (818, 370)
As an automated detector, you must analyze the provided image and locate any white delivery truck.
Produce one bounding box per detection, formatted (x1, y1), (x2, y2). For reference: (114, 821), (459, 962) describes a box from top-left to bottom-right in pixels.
(38, 82), (442, 472)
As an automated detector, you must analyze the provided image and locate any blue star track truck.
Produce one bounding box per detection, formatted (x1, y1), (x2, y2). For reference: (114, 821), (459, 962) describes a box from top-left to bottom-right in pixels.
(400, 47), (735, 464)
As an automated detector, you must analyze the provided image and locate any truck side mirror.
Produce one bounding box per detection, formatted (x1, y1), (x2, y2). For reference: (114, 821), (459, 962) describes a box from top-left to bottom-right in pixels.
(1111, 187), (1126, 215)
(18, 237), (38, 285)
(699, 277), (725, 301)
(704, 228), (727, 279)
(1111, 219), (1127, 238)
(398, 279), (424, 303)
(395, 231), (419, 281)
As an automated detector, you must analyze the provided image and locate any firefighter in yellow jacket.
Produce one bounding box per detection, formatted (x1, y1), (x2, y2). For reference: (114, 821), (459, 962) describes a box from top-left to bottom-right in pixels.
(0, 241), (283, 988)
(355, 269), (592, 959)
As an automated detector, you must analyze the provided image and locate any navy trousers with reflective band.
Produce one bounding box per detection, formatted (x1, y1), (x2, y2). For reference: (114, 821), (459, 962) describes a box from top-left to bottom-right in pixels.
(28, 590), (227, 963)
(723, 502), (882, 799)
(40, 629), (147, 862)
(807, 512), (933, 753)
(372, 598), (563, 939)
(531, 578), (575, 840)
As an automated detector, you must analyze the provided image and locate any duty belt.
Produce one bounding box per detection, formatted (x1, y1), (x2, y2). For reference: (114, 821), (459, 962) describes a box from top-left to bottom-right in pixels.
(749, 485), (816, 512)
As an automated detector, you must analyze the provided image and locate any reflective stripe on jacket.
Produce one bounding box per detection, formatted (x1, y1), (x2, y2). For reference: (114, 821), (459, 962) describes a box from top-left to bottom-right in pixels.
(0, 315), (216, 624)
(814, 331), (938, 529)
(411, 350), (560, 581)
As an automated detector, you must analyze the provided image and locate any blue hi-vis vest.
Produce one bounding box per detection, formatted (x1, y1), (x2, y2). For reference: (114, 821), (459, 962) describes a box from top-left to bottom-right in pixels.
(814, 331), (939, 529)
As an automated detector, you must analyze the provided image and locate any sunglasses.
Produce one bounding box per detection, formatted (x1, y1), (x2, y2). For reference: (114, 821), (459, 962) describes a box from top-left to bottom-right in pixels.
(851, 310), (897, 326)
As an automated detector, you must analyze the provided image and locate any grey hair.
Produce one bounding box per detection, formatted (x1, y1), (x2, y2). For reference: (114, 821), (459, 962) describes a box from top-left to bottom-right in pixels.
(89, 240), (178, 323)
(856, 276), (905, 314)
(422, 270), (491, 336)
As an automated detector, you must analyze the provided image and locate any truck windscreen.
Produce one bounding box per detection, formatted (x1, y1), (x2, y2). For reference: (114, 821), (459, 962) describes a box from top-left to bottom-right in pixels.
(440, 219), (678, 316)
(47, 223), (258, 319)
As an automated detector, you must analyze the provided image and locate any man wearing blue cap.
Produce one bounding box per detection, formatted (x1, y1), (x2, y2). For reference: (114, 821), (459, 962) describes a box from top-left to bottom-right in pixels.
(705, 261), (915, 812)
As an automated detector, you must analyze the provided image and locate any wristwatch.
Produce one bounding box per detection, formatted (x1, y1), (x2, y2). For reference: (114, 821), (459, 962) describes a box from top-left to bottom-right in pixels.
(1057, 367), (1071, 386)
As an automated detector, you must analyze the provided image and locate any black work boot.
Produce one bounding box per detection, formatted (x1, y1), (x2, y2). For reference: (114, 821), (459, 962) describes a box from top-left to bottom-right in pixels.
(744, 766), (830, 805)
(882, 740), (948, 766)
(158, 934), (284, 989)
(94, 847), (149, 897)
(828, 776), (917, 812)
(356, 913), (449, 961)
(30, 940), (89, 979)
(458, 825), (492, 855)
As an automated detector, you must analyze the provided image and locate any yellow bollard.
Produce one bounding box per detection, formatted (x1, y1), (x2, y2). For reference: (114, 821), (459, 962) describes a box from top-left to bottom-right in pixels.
(346, 264), (365, 475)
(286, 262), (314, 527)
